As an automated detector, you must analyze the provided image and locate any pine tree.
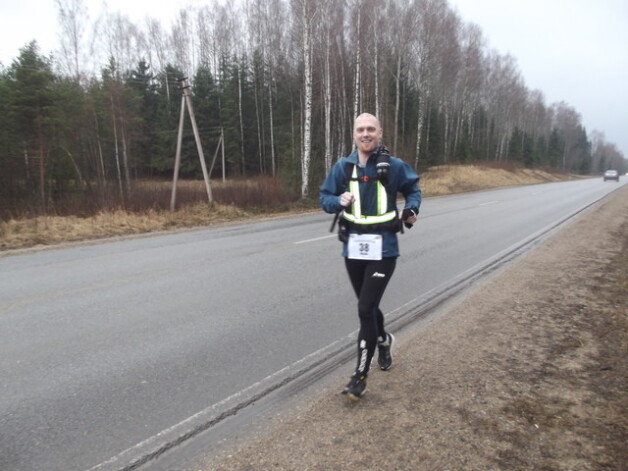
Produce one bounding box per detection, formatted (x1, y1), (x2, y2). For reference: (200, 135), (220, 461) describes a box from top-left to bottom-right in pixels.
(7, 42), (56, 211)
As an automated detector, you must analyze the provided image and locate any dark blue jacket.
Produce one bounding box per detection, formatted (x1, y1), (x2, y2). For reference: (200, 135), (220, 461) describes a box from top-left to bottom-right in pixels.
(319, 148), (421, 258)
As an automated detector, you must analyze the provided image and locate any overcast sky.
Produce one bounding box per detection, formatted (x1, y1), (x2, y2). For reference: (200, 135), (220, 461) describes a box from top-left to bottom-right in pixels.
(448, 0), (628, 159)
(1, 0), (626, 158)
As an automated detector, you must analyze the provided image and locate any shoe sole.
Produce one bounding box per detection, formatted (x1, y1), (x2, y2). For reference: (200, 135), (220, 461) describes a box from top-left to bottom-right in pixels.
(379, 333), (395, 371)
(342, 388), (367, 400)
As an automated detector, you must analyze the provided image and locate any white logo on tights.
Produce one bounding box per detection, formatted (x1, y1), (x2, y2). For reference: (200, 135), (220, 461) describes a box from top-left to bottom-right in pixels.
(358, 343), (368, 372)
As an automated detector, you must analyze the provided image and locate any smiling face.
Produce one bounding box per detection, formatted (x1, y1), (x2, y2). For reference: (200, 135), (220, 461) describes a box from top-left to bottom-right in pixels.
(353, 113), (383, 160)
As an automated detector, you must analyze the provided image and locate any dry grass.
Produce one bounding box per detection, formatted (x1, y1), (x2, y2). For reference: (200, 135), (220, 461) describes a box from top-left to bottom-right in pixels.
(420, 163), (568, 196)
(0, 203), (252, 250)
(0, 165), (580, 251)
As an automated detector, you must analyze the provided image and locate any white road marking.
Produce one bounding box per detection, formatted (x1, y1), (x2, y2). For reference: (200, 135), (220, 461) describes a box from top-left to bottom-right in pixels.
(294, 234), (335, 245)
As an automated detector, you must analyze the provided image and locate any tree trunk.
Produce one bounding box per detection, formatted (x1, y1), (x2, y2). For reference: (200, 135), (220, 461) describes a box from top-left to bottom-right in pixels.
(38, 136), (46, 211)
(373, 22), (380, 119)
(237, 61), (246, 177)
(92, 108), (106, 195)
(425, 103), (432, 167)
(301, 0), (314, 198)
(443, 105), (450, 163)
(453, 108), (463, 160)
(62, 147), (86, 188)
(394, 53), (402, 151)
(353, 8), (361, 119)
(414, 97), (424, 170)
(119, 114), (131, 196)
(324, 28), (332, 173)
(253, 68), (264, 174)
(267, 63), (276, 177)
(111, 95), (124, 204)
(337, 32), (348, 157)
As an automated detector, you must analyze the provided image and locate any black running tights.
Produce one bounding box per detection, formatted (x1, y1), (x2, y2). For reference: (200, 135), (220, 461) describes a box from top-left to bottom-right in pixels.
(344, 257), (397, 375)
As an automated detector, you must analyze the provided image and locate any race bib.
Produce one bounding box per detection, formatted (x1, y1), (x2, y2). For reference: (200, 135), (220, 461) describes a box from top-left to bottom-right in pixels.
(347, 233), (383, 260)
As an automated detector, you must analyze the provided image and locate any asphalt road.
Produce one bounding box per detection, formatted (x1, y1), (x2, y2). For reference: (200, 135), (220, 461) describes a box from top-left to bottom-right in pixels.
(0, 177), (623, 471)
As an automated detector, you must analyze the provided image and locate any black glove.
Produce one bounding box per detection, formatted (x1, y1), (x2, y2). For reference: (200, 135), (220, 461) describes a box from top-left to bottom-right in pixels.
(401, 208), (417, 229)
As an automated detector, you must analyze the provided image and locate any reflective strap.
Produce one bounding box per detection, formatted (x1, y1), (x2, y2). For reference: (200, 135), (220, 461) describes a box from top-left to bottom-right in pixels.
(348, 166), (361, 217)
(348, 165), (389, 218)
(376, 172), (387, 214)
(341, 210), (398, 225)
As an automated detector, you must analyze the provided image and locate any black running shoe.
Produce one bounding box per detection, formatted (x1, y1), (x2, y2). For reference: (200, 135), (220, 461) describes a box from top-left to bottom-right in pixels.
(377, 333), (395, 370)
(341, 374), (367, 400)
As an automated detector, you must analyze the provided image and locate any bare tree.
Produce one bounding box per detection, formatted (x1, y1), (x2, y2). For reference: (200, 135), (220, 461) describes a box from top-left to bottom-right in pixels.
(145, 18), (170, 73)
(262, 0), (288, 177)
(591, 131), (625, 172)
(457, 23), (486, 151)
(350, 2), (362, 119)
(318, 0), (339, 172)
(435, 6), (462, 162)
(301, 0), (315, 197)
(292, 0), (319, 197)
(213, 2), (247, 175)
(54, 0), (88, 81)
(245, 0), (267, 174)
(383, 0), (415, 151)
(89, 7), (147, 78)
(196, 6), (217, 75)
(552, 102), (584, 171)
(145, 18), (172, 100)
(171, 10), (194, 80)
(409, 0), (442, 168)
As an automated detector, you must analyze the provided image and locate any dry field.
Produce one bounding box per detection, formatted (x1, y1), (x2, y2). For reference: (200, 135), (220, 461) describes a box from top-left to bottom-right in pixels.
(0, 165), (576, 251)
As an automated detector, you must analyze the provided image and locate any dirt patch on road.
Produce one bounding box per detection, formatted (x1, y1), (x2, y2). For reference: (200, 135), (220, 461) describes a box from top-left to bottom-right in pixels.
(205, 186), (627, 471)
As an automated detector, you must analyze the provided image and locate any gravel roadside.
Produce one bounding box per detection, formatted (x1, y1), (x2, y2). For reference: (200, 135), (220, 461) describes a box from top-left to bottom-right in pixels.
(202, 186), (627, 471)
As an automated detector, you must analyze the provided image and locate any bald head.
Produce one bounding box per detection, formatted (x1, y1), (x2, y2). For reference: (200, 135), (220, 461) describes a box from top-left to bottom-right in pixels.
(354, 113), (381, 131)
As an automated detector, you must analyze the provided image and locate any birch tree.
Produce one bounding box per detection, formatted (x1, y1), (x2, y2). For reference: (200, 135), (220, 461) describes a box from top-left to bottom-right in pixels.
(318, 0), (341, 172)
(54, 0), (88, 81)
(410, 0), (441, 168)
(246, 0), (267, 174)
(261, 0), (288, 177)
(293, 0), (318, 197)
(552, 102), (585, 172)
(94, 9), (146, 75)
(171, 10), (194, 80)
(385, 0), (414, 151)
(212, 2), (247, 175)
(347, 0), (362, 119)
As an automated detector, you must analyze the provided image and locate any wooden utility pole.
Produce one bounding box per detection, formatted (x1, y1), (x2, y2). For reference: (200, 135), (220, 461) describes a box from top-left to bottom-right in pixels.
(170, 93), (186, 211)
(170, 78), (213, 211)
(221, 127), (226, 182)
(208, 128), (226, 184)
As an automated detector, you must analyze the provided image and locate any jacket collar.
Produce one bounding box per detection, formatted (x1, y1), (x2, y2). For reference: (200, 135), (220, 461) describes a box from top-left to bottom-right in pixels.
(348, 147), (382, 166)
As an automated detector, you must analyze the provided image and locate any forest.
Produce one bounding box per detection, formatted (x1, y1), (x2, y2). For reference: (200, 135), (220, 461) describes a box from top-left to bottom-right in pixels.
(0, 0), (625, 219)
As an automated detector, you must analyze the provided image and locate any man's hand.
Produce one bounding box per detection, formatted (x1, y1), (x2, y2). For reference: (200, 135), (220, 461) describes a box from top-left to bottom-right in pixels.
(401, 208), (418, 227)
(339, 192), (355, 207)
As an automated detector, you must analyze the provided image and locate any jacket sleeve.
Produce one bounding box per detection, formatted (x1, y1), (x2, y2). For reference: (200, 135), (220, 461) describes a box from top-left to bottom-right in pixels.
(319, 160), (346, 214)
(395, 158), (421, 213)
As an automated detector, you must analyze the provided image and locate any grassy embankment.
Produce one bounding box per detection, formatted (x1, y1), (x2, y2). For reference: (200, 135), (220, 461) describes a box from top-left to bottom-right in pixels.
(0, 164), (574, 251)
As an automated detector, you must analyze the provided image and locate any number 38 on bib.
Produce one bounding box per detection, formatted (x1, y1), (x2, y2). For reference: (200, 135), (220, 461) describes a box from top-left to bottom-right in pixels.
(347, 233), (383, 260)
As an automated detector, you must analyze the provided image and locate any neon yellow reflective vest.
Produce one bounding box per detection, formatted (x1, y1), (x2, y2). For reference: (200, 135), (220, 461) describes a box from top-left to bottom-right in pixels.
(341, 164), (397, 227)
